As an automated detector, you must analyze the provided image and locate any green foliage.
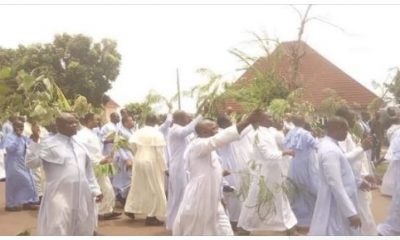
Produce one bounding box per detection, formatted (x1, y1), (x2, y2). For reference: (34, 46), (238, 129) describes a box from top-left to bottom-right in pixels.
(183, 68), (228, 117)
(0, 33), (121, 107)
(72, 95), (92, 117)
(226, 37), (290, 111)
(367, 97), (385, 115)
(226, 71), (290, 111)
(0, 67), (74, 125)
(95, 163), (116, 177)
(268, 99), (290, 120)
(317, 88), (347, 118)
(124, 89), (175, 126)
(385, 70), (400, 104)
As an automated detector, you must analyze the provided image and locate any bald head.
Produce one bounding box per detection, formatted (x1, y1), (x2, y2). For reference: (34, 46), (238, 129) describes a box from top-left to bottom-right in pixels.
(217, 114), (232, 129)
(56, 112), (79, 137)
(335, 106), (355, 128)
(195, 119), (219, 138)
(292, 115), (305, 127)
(257, 112), (273, 128)
(145, 113), (158, 127)
(12, 120), (24, 136)
(326, 116), (348, 141)
(173, 110), (190, 126)
(110, 112), (120, 124)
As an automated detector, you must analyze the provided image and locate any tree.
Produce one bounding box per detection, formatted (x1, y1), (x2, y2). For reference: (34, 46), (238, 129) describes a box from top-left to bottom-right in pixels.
(0, 33), (121, 107)
(182, 68), (229, 117)
(227, 37), (290, 111)
(318, 88), (347, 118)
(385, 69), (400, 104)
(124, 89), (176, 126)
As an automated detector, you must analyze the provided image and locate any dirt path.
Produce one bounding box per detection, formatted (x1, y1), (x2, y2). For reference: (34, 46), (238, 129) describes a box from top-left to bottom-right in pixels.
(0, 181), (392, 236)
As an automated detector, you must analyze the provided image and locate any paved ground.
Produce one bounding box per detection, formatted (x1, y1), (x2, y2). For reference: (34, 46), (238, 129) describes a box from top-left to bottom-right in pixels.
(0, 180), (392, 236)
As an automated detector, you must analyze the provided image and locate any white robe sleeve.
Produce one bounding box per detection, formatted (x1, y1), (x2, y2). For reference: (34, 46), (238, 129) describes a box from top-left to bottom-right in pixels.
(173, 115), (203, 138)
(197, 126), (240, 157)
(85, 154), (101, 197)
(159, 113), (172, 135)
(345, 146), (364, 164)
(255, 132), (282, 161)
(321, 151), (358, 218)
(25, 141), (42, 169)
(155, 146), (167, 172)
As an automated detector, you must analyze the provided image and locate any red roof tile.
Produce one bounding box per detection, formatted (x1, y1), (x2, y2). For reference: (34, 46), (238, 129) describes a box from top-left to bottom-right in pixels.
(226, 41), (378, 112)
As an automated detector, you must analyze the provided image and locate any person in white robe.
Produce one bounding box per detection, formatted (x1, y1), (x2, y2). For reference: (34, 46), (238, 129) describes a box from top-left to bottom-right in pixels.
(26, 113), (102, 236)
(283, 115), (319, 229)
(76, 113), (121, 220)
(380, 118), (400, 197)
(309, 117), (362, 236)
(158, 106), (173, 195)
(173, 111), (258, 235)
(26, 122), (49, 202)
(271, 119), (292, 177)
(377, 126), (400, 235)
(336, 107), (377, 235)
(100, 112), (120, 156)
(216, 114), (243, 228)
(125, 114), (167, 226)
(238, 112), (297, 234)
(166, 110), (203, 230)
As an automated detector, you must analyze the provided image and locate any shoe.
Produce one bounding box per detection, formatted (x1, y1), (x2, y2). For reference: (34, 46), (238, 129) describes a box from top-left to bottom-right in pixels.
(99, 211), (122, 220)
(145, 217), (164, 226)
(5, 206), (22, 211)
(124, 212), (135, 219)
(223, 185), (235, 193)
(116, 195), (126, 206)
(22, 203), (39, 210)
(32, 197), (42, 206)
(93, 231), (103, 236)
(236, 227), (250, 235)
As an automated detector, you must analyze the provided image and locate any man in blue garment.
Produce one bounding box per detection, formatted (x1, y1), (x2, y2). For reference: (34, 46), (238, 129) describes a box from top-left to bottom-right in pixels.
(3, 120), (38, 211)
(283, 115), (319, 230)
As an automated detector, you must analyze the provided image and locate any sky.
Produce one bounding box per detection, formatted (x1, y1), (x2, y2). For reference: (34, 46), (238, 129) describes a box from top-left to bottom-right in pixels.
(0, 4), (399, 112)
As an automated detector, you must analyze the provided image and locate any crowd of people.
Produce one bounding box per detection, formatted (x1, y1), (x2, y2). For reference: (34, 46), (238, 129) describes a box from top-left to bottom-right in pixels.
(0, 104), (399, 236)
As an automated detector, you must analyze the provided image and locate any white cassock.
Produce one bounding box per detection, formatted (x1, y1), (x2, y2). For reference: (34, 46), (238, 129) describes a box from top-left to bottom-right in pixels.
(216, 130), (242, 223)
(166, 115), (203, 230)
(158, 114), (173, 193)
(172, 126), (240, 235)
(377, 130), (400, 235)
(26, 133), (101, 235)
(231, 125), (255, 171)
(76, 127), (116, 216)
(381, 124), (400, 196)
(309, 136), (360, 236)
(125, 126), (167, 218)
(270, 127), (292, 176)
(339, 133), (376, 235)
(238, 126), (297, 232)
(23, 123), (48, 198)
(218, 125), (256, 223)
